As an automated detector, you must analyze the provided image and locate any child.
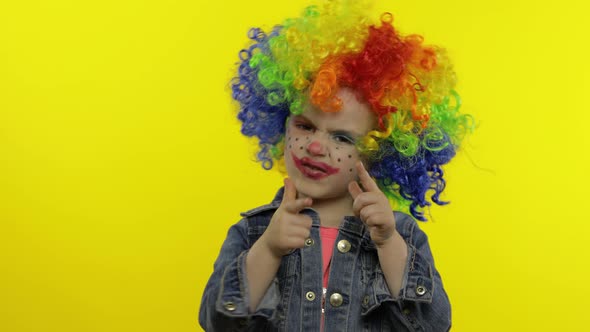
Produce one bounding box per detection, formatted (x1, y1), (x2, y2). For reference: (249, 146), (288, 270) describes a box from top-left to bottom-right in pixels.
(199, 1), (472, 330)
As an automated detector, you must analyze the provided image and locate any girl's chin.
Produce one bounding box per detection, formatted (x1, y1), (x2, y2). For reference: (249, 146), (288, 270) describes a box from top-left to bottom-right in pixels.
(292, 181), (349, 201)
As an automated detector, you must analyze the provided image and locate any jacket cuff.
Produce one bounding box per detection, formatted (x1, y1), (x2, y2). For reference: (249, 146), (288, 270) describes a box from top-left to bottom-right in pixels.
(397, 242), (434, 303)
(361, 242), (434, 316)
(216, 250), (280, 319)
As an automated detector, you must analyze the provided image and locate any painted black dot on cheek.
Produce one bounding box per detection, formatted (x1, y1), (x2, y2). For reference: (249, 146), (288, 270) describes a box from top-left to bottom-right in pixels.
(349, 168), (353, 172)
(337, 158), (341, 162)
(348, 154), (351, 158)
(289, 145), (292, 149)
(300, 146), (303, 150)
(295, 138), (298, 141)
(328, 153), (331, 157)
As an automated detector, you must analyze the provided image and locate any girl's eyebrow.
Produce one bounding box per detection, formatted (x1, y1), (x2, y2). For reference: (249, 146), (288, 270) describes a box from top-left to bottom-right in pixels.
(292, 114), (311, 122)
(291, 114), (315, 126)
(292, 114), (363, 137)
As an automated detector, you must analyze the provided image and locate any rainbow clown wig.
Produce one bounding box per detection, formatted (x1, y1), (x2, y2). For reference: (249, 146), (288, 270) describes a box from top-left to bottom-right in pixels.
(231, 0), (473, 221)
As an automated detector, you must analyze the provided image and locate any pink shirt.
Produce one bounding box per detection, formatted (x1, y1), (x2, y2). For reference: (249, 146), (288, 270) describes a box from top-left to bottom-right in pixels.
(320, 226), (339, 287)
(320, 226), (339, 332)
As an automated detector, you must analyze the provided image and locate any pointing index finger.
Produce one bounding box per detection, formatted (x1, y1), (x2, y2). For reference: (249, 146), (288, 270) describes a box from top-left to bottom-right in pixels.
(282, 178), (297, 202)
(283, 178), (312, 213)
(356, 161), (380, 192)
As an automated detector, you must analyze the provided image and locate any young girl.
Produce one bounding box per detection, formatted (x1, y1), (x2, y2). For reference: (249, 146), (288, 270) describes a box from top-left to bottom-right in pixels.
(200, 1), (472, 330)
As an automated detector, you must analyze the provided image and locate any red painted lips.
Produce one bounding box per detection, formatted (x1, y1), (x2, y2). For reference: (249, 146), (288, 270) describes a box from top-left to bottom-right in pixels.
(291, 152), (340, 180)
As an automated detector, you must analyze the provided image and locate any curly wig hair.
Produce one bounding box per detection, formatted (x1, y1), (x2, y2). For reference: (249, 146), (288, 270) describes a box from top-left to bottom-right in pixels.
(231, 0), (473, 220)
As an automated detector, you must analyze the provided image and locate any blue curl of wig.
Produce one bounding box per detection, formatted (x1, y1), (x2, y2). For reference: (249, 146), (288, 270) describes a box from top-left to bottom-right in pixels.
(232, 27), (291, 170)
(367, 132), (456, 221)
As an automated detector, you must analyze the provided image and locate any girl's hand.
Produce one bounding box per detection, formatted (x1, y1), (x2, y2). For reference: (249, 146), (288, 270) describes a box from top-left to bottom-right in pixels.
(348, 161), (397, 247)
(260, 178), (313, 258)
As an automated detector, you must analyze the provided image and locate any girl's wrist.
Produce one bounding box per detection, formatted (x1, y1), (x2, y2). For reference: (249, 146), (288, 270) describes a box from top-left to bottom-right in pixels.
(375, 230), (401, 250)
(258, 234), (285, 260)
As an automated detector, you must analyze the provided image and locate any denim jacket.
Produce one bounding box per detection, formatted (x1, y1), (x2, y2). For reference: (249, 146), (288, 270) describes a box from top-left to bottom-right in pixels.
(199, 188), (451, 331)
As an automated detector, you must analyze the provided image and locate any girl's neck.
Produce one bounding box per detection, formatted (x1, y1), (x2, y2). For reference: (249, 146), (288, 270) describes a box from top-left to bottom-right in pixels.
(309, 195), (354, 228)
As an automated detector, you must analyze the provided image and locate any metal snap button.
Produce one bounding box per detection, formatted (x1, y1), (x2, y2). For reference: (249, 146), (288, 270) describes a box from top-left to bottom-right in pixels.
(337, 240), (351, 253)
(415, 285), (427, 296)
(362, 295), (369, 307)
(305, 291), (316, 301)
(223, 301), (236, 311)
(305, 238), (314, 247)
(329, 293), (343, 307)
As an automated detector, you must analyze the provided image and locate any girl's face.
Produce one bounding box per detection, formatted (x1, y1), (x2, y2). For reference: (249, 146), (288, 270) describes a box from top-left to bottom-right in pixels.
(284, 88), (376, 202)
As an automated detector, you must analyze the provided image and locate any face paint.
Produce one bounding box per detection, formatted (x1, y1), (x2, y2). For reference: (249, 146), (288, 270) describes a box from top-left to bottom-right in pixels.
(291, 152), (340, 180)
(283, 88), (376, 202)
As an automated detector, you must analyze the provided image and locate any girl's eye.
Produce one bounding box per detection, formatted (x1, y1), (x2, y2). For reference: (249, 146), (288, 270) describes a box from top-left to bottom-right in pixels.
(333, 135), (354, 144)
(295, 123), (313, 131)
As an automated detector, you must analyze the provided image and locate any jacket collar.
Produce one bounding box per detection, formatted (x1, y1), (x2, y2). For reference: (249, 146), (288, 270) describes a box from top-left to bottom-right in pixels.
(241, 186), (370, 240)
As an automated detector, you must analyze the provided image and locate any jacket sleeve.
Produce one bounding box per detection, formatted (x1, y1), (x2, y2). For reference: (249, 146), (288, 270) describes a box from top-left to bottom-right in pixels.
(198, 219), (280, 331)
(365, 212), (452, 332)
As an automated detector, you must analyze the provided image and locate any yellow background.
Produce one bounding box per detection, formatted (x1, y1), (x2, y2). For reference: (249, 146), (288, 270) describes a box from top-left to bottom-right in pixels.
(1, 0), (589, 331)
